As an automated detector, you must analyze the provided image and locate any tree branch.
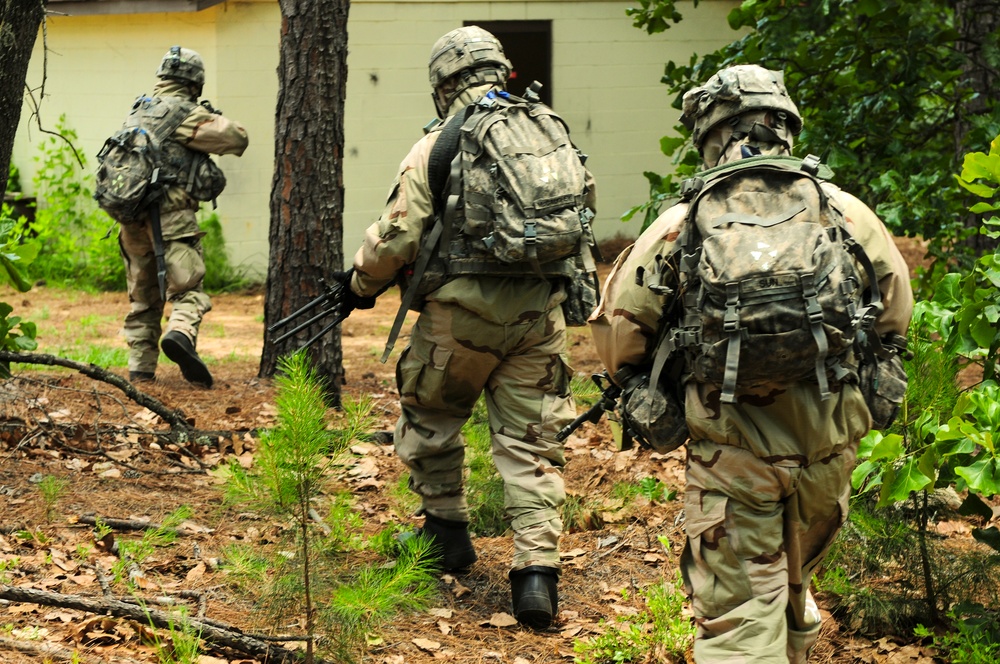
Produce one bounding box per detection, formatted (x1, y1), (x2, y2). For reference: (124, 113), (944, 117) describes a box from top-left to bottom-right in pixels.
(0, 584), (322, 664)
(0, 351), (191, 432)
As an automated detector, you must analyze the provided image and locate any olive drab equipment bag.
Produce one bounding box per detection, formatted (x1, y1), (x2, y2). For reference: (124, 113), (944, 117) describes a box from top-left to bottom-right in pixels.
(94, 95), (226, 224)
(668, 154), (885, 404)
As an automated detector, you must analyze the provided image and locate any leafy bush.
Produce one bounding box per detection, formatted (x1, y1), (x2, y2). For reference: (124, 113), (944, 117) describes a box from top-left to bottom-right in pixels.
(574, 572), (693, 663)
(29, 116), (124, 291)
(199, 213), (259, 293)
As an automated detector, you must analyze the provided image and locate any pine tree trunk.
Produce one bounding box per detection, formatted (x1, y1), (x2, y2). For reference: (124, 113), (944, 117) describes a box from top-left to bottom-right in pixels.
(260, 0), (350, 404)
(0, 0), (44, 199)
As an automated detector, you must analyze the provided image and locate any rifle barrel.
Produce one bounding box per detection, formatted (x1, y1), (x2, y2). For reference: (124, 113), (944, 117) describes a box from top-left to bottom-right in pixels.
(272, 302), (344, 344)
(298, 311), (350, 350)
(267, 282), (342, 334)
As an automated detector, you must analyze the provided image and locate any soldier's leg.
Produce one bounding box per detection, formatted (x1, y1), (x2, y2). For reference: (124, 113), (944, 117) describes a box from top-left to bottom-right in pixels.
(682, 439), (796, 663)
(160, 237), (213, 386)
(487, 307), (574, 629)
(784, 440), (858, 663)
(163, 236), (212, 342)
(119, 225), (162, 377)
(486, 306), (574, 571)
(394, 302), (500, 566)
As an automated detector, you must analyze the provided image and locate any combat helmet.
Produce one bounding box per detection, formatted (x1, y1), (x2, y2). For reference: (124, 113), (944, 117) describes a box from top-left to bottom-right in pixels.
(680, 64), (802, 149)
(428, 26), (512, 117)
(156, 46), (206, 89)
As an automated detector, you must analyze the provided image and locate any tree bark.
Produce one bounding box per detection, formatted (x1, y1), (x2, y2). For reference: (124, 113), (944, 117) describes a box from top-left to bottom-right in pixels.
(260, 0), (351, 406)
(0, 0), (44, 198)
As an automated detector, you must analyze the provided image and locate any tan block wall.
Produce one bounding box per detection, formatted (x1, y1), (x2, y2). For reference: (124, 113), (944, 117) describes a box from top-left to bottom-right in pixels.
(12, 0), (738, 276)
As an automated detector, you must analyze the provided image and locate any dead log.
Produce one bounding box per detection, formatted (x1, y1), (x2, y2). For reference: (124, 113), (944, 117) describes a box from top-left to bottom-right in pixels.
(0, 584), (321, 664)
(77, 515), (191, 536)
(0, 351), (191, 432)
(0, 635), (143, 664)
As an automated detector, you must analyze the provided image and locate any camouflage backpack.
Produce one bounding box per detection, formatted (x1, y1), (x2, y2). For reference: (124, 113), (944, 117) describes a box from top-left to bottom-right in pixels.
(425, 85), (595, 280)
(669, 154), (884, 403)
(94, 95), (226, 224)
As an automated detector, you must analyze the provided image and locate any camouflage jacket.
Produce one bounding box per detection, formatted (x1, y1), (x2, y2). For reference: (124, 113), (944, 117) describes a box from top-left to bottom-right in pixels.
(589, 181), (914, 461)
(351, 83), (598, 325)
(144, 79), (249, 240)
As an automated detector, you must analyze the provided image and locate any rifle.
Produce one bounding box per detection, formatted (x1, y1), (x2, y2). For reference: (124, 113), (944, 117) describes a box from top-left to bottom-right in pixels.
(556, 372), (624, 443)
(267, 277), (351, 351)
(147, 183), (168, 302)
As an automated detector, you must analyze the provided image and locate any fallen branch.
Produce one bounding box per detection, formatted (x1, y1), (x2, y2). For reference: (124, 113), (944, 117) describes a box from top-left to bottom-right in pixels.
(0, 635), (143, 664)
(77, 515), (191, 536)
(0, 351), (191, 432)
(0, 584), (320, 664)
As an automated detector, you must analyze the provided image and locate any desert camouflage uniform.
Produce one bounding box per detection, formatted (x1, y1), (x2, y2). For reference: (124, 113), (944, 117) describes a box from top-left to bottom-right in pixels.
(119, 78), (248, 375)
(352, 82), (597, 571)
(590, 139), (912, 661)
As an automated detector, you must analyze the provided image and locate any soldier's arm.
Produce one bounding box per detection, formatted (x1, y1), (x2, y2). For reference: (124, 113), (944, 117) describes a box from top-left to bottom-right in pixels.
(589, 205), (687, 379)
(177, 104), (249, 157)
(830, 187), (914, 338)
(351, 134), (436, 297)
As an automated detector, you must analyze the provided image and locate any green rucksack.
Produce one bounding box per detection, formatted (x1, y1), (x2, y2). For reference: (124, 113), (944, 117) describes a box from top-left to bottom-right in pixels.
(427, 86), (595, 280)
(669, 154), (884, 403)
(94, 95), (226, 224)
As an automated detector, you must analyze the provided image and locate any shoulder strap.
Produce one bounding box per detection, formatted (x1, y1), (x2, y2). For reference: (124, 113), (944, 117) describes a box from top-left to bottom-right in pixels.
(426, 105), (474, 211)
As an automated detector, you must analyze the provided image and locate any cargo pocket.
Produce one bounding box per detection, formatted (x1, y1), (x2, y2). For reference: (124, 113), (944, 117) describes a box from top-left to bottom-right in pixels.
(682, 491), (753, 614)
(540, 353), (575, 440)
(396, 334), (461, 414)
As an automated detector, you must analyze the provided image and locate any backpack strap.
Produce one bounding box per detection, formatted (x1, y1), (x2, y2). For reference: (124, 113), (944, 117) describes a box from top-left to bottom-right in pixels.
(381, 112), (473, 363)
(380, 217), (444, 364)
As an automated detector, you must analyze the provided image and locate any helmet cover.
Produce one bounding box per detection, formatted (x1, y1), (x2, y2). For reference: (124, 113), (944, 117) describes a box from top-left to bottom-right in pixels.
(681, 64), (802, 147)
(428, 26), (511, 90)
(156, 46), (206, 88)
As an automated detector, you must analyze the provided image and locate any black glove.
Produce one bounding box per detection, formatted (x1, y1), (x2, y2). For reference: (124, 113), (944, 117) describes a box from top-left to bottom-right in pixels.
(332, 269), (377, 312)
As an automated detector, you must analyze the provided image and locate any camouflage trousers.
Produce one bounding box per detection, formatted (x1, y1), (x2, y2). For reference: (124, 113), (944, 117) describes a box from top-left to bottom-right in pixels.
(394, 300), (575, 571)
(682, 436), (858, 663)
(119, 223), (211, 374)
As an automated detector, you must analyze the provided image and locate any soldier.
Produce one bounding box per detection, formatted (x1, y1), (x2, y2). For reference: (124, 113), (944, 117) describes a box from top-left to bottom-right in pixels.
(341, 26), (597, 629)
(589, 65), (913, 661)
(118, 46), (248, 388)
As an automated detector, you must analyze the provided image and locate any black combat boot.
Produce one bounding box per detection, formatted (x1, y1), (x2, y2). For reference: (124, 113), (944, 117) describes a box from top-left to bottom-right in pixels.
(509, 565), (559, 629)
(161, 331), (213, 388)
(421, 513), (477, 571)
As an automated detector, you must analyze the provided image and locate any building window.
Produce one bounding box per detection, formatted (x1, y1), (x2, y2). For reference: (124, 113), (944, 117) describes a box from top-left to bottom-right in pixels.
(465, 20), (553, 107)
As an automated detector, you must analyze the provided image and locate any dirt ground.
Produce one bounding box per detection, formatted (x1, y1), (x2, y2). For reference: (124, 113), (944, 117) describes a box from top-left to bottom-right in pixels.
(0, 236), (969, 664)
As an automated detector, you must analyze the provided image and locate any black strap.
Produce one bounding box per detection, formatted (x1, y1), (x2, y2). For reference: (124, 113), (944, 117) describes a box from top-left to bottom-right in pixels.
(426, 106), (473, 211)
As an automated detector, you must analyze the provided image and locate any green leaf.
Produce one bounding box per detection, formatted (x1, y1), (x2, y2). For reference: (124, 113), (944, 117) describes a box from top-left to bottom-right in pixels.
(957, 180), (997, 198)
(0, 255), (31, 293)
(970, 202), (1000, 214)
(660, 135), (686, 155)
(954, 457), (1000, 496)
(851, 459), (879, 491)
(870, 433), (904, 462)
(878, 458), (933, 507)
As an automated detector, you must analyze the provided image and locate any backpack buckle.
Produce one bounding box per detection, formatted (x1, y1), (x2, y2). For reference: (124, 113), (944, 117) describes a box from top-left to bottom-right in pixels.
(801, 154), (821, 175)
(723, 283), (740, 333)
(680, 177), (704, 202)
(524, 220), (537, 245)
(677, 327), (701, 347)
